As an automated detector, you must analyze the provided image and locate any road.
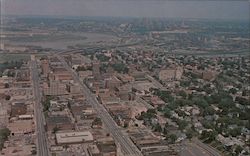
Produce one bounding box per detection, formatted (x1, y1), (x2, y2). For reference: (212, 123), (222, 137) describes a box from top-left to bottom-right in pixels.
(180, 139), (221, 156)
(136, 96), (154, 109)
(145, 74), (166, 90)
(55, 54), (143, 156)
(30, 55), (50, 156)
(192, 138), (221, 156)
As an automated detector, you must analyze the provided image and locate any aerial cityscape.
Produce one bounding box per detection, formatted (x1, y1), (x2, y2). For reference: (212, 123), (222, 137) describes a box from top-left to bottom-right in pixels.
(0, 1), (249, 156)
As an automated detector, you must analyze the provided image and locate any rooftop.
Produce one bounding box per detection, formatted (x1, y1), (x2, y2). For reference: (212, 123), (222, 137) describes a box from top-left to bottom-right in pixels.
(56, 131), (94, 144)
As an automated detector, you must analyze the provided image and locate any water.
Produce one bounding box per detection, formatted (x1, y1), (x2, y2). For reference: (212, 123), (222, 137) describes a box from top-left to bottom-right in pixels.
(6, 32), (119, 49)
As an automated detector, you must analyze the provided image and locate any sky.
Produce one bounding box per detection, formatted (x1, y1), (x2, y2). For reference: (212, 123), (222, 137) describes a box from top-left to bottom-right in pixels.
(2, 0), (250, 20)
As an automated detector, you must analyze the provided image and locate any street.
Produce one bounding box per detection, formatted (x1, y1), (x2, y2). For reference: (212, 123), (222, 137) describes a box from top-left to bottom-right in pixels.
(30, 55), (49, 156)
(180, 139), (221, 156)
(55, 54), (143, 156)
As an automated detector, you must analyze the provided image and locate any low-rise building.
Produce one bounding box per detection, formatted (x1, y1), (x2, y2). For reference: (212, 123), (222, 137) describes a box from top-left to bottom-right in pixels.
(46, 115), (74, 131)
(10, 102), (27, 117)
(159, 67), (183, 82)
(55, 131), (94, 145)
(7, 119), (35, 135)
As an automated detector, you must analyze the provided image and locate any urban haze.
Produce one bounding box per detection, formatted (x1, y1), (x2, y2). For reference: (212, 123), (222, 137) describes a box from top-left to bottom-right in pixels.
(0, 0), (249, 156)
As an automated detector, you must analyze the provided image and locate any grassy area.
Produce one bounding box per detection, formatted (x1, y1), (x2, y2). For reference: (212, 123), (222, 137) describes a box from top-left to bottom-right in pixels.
(171, 49), (250, 57)
(0, 53), (48, 64)
(0, 128), (10, 150)
(0, 54), (30, 63)
(8, 34), (87, 42)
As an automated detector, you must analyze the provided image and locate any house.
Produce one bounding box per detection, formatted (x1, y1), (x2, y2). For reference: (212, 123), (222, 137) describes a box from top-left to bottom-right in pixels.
(159, 67), (183, 82)
(150, 96), (165, 108)
(216, 134), (244, 147)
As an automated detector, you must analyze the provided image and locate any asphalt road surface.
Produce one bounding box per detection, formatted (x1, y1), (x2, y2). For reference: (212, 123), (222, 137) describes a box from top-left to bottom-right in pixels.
(180, 139), (221, 156)
(30, 55), (50, 156)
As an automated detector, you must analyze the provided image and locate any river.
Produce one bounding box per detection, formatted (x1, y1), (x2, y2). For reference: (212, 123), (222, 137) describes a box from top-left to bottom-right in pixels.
(6, 32), (119, 49)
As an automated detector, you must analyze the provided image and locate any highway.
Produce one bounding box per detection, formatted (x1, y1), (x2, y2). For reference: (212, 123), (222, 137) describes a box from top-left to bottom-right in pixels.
(55, 54), (143, 156)
(30, 55), (50, 156)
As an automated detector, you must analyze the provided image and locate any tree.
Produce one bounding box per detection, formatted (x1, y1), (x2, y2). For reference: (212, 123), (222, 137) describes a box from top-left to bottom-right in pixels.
(112, 63), (129, 74)
(186, 129), (194, 140)
(43, 101), (50, 111)
(63, 145), (69, 149)
(76, 66), (86, 72)
(177, 119), (188, 131)
(235, 96), (250, 106)
(94, 117), (101, 122)
(137, 110), (156, 121)
(200, 130), (217, 143)
(163, 123), (169, 135)
(147, 109), (156, 114)
(178, 90), (187, 98)
(193, 97), (209, 109)
(235, 145), (243, 155)
(154, 90), (174, 103)
(52, 127), (59, 134)
(229, 127), (241, 137)
(153, 123), (162, 132)
(202, 120), (214, 129)
(0, 128), (10, 139)
(203, 84), (213, 94)
(229, 88), (237, 94)
(242, 90), (249, 96)
(31, 150), (37, 155)
(163, 107), (171, 118)
(4, 83), (9, 88)
(180, 80), (191, 87)
(168, 134), (177, 143)
(5, 95), (11, 101)
(202, 106), (215, 116)
(0, 128), (11, 150)
(43, 96), (53, 112)
(123, 123), (128, 128)
(96, 54), (110, 62)
(218, 98), (234, 109)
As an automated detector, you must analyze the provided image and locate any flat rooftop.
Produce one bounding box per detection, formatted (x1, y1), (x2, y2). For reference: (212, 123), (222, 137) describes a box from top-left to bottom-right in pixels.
(56, 131), (94, 144)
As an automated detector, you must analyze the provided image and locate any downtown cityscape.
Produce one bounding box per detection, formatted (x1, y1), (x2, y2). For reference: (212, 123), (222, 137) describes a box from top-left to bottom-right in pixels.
(0, 1), (249, 156)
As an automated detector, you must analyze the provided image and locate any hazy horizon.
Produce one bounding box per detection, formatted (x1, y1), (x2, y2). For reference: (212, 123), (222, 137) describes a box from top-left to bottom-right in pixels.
(3, 0), (250, 20)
